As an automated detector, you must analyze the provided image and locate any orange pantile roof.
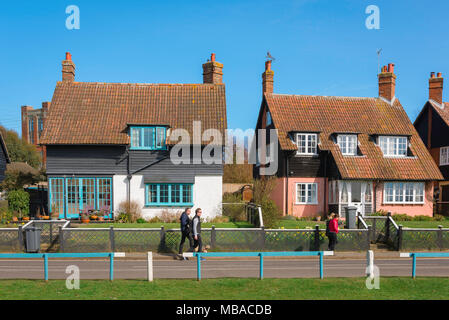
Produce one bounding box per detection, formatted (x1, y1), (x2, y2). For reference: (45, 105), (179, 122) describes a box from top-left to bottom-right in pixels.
(265, 93), (443, 181)
(40, 81), (227, 145)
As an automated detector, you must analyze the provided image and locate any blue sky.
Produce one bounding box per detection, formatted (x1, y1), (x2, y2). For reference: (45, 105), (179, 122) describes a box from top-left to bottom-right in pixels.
(1, 0), (448, 136)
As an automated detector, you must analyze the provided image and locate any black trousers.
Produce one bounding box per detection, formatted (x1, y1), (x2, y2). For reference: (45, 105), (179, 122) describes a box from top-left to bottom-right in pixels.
(179, 230), (194, 254)
(193, 234), (203, 253)
(328, 232), (338, 251)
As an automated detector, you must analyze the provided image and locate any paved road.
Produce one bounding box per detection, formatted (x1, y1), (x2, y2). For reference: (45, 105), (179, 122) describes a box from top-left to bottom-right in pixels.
(0, 258), (448, 279)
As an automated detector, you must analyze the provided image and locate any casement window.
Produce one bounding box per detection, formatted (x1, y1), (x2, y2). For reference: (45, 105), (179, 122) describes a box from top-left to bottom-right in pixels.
(296, 133), (318, 155)
(38, 118), (44, 137)
(49, 177), (112, 218)
(440, 147), (449, 166)
(337, 134), (357, 155)
(296, 183), (318, 204)
(130, 126), (167, 150)
(384, 182), (425, 204)
(145, 183), (193, 206)
(379, 136), (407, 157)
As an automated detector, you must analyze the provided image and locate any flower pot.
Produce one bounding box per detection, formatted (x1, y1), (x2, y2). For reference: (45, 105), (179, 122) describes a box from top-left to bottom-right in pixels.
(12, 217), (18, 222)
(90, 215), (98, 221)
(42, 216), (50, 220)
(22, 217), (30, 222)
(98, 217), (105, 222)
(81, 218), (90, 224)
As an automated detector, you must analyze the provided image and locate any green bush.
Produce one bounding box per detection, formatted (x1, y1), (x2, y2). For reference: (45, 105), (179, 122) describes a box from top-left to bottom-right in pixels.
(413, 215), (433, 221)
(433, 214), (445, 222)
(392, 214), (413, 221)
(222, 193), (246, 222)
(252, 177), (281, 229)
(136, 218), (146, 224)
(7, 190), (29, 217)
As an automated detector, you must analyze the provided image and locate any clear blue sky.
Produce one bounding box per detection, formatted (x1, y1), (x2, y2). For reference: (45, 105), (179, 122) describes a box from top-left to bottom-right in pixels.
(1, 0), (448, 136)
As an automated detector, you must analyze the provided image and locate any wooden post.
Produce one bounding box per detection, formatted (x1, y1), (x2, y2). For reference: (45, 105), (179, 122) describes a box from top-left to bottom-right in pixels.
(398, 225), (403, 251)
(59, 226), (64, 252)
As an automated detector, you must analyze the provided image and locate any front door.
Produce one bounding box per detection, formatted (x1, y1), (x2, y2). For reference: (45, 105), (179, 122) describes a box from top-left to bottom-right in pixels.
(349, 181), (364, 215)
(339, 181), (373, 216)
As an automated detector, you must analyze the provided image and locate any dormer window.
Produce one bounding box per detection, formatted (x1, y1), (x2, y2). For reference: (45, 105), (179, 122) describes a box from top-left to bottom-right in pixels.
(379, 136), (407, 157)
(337, 134), (357, 156)
(130, 126), (167, 150)
(296, 133), (317, 155)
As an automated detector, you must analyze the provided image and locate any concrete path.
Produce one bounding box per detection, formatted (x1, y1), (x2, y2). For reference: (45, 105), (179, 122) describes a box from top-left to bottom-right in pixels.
(0, 256), (448, 279)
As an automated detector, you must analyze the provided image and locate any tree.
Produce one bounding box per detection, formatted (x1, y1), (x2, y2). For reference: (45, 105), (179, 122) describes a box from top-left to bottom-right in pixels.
(0, 126), (41, 169)
(223, 137), (253, 183)
(0, 162), (44, 192)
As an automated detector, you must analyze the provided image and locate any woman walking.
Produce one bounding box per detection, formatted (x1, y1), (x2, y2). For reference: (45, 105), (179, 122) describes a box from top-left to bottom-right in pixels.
(327, 213), (339, 251)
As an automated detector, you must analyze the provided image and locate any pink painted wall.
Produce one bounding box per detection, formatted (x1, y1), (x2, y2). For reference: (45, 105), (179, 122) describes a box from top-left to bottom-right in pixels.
(273, 177), (328, 217)
(374, 181), (434, 217)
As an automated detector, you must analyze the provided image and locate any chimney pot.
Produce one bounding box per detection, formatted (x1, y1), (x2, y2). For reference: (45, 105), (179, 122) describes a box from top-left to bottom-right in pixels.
(431, 72), (436, 78)
(62, 52), (75, 82)
(437, 72), (442, 78)
(202, 54), (223, 84)
(211, 53), (215, 62)
(65, 52), (72, 61)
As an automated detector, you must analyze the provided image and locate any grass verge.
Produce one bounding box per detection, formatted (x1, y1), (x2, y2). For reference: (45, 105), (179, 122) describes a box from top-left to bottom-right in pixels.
(0, 277), (448, 300)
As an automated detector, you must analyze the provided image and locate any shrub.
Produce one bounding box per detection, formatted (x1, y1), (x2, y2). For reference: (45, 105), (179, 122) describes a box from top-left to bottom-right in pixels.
(148, 216), (163, 223)
(370, 210), (388, 216)
(159, 209), (182, 223)
(209, 215), (230, 224)
(222, 193), (245, 221)
(136, 218), (146, 224)
(7, 190), (29, 217)
(413, 215), (433, 221)
(392, 214), (413, 221)
(434, 214), (445, 222)
(252, 177), (281, 229)
(116, 200), (142, 223)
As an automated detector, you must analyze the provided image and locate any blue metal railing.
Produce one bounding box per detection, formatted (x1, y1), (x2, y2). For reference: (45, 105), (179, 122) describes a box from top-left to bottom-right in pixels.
(189, 251), (334, 280)
(0, 252), (124, 281)
(400, 252), (449, 278)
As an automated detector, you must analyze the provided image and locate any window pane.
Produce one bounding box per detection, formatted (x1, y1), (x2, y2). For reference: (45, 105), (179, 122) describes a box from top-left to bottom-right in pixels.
(171, 184), (181, 203)
(341, 183), (348, 203)
(156, 127), (165, 148)
(414, 183), (424, 203)
(50, 179), (64, 216)
(97, 178), (111, 211)
(143, 127), (154, 148)
(394, 183), (404, 202)
(147, 185), (158, 203)
(160, 185), (169, 203)
(351, 182), (361, 202)
(405, 183), (414, 202)
(182, 185), (192, 203)
(385, 183), (394, 202)
(131, 127), (141, 147)
(66, 179), (80, 215)
(82, 178), (96, 210)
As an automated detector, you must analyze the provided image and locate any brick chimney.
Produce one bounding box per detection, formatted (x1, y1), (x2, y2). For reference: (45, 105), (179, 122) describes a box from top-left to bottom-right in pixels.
(429, 72), (443, 104)
(62, 52), (75, 82)
(378, 63), (396, 101)
(262, 60), (274, 94)
(202, 53), (223, 84)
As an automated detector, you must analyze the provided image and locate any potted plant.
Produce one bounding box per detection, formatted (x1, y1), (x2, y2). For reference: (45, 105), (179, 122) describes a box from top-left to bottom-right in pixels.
(42, 215), (50, 220)
(81, 206), (92, 223)
(90, 212), (98, 221)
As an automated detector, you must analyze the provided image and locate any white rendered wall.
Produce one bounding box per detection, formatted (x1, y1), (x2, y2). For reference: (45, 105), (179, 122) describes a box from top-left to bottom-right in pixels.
(112, 174), (222, 221)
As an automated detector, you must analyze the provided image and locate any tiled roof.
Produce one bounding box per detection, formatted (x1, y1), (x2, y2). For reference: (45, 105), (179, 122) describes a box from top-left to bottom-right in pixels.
(428, 100), (449, 128)
(40, 82), (227, 145)
(265, 93), (443, 181)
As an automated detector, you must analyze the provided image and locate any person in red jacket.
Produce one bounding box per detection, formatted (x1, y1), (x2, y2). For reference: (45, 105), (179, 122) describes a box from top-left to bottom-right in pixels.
(328, 213), (339, 251)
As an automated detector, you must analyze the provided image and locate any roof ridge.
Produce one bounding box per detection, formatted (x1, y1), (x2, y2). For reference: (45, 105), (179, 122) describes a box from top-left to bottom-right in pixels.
(269, 93), (381, 100)
(57, 81), (224, 86)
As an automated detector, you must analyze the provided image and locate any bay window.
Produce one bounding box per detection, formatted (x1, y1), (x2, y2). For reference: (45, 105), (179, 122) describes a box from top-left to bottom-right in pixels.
(384, 182), (425, 204)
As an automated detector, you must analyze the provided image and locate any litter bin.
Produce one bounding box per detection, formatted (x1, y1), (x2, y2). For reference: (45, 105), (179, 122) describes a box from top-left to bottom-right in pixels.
(344, 206), (357, 229)
(25, 227), (41, 253)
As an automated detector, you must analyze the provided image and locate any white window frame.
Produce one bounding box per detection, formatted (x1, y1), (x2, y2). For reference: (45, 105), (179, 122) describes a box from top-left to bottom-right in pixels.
(383, 182), (425, 204)
(440, 147), (449, 166)
(379, 136), (408, 157)
(296, 133), (318, 156)
(337, 134), (358, 156)
(296, 183), (318, 205)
